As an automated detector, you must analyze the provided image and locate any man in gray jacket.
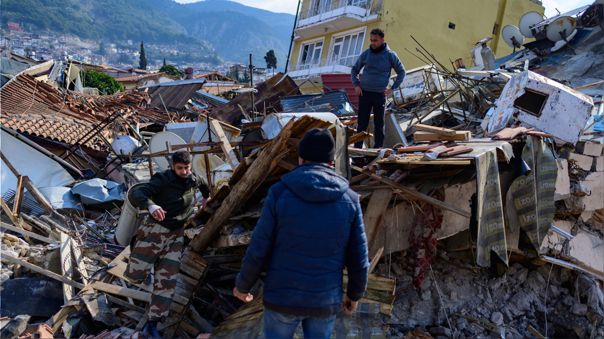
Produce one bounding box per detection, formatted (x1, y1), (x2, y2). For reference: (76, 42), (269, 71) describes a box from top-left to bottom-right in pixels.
(351, 28), (405, 148)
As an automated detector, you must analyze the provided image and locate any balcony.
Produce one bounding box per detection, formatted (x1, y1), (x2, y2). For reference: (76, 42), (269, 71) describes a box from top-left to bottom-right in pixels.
(295, 0), (380, 39)
(287, 60), (353, 79)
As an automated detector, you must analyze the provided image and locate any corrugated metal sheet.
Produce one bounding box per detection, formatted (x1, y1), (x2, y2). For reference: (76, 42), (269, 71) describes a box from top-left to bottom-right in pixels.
(194, 90), (230, 107)
(146, 79), (206, 110)
(321, 73), (358, 110)
(280, 91), (354, 116)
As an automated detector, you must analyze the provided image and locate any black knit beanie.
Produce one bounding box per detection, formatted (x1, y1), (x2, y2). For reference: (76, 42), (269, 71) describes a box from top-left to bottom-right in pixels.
(298, 128), (335, 163)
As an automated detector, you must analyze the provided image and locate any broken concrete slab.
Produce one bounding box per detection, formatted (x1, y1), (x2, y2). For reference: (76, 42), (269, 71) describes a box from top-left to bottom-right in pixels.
(554, 159), (571, 201)
(569, 231), (604, 276)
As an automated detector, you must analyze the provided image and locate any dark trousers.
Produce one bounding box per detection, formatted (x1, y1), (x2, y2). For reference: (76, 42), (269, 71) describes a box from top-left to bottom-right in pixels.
(355, 90), (386, 148)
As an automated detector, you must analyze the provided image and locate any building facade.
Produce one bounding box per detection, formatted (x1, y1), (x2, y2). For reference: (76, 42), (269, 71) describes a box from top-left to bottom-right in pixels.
(288, 0), (544, 92)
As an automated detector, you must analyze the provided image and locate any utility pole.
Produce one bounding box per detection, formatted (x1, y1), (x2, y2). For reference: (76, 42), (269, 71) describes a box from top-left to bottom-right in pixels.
(249, 54), (255, 116)
(284, 0), (302, 73)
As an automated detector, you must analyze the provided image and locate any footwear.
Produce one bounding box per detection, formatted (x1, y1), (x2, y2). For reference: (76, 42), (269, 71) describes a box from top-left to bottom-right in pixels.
(142, 320), (162, 338)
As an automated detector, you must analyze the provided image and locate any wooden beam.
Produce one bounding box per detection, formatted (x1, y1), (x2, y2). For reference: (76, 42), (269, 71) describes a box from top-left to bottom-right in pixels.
(414, 123), (457, 136)
(351, 165), (471, 218)
(60, 232), (75, 303)
(0, 221), (56, 244)
(0, 253), (85, 289)
(12, 176), (24, 217)
(363, 189), (393, 257)
(210, 119), (240, 168)
(89, 281), (151, 302)
(189, 119), (295, 252)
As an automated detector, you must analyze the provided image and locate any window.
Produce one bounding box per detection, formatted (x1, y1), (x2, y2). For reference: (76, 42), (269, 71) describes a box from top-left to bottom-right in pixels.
(298, 40), (323, 69)
(311, 0), (331, 16)
(329, 30), (365, 67)
(348, 0), (368, 7)
(514, 89), (548, 117)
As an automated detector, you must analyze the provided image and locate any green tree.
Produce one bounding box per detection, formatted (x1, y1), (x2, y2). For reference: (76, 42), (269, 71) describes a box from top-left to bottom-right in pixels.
(83, 70), (124, 95)
(159, 64), (183, 78)
(264, 49), (277, 73)
(139, 41), (147, 70)
(99, 41), (106, 56)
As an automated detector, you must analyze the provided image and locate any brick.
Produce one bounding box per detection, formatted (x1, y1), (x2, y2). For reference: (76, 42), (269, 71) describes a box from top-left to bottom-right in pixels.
(576, 141), (604, 156)
(594, 156), (604, 172)
(569, 153), (594, 171)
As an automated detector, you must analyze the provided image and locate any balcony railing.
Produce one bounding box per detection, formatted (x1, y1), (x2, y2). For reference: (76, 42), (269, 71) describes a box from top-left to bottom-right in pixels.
(289, 59), (357, 78)
(299, 0), (378, 22)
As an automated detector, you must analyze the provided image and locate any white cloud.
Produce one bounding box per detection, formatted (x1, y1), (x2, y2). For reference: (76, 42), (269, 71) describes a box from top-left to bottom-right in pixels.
(542, 0), (594, 17)
(174, 0), (299, 14)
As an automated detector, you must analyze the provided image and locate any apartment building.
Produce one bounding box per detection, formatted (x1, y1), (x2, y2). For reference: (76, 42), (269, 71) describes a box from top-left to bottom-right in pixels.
(288, 0), (544, 92)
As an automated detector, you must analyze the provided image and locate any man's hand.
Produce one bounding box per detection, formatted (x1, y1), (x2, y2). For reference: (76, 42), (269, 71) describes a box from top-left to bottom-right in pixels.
(148, 205), (167, 222)
(342, 295), (358, 315)
(354, 86), (363, 97)
(233, 287), (254, 303)
(384, 88), (393, 97)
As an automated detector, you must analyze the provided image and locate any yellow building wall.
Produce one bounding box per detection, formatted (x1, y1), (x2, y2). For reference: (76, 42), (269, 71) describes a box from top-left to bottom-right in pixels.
(290, 0), (544, 74)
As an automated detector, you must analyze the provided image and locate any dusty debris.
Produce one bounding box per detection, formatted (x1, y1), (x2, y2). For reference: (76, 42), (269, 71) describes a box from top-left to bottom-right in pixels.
(1, 5), (603, 337)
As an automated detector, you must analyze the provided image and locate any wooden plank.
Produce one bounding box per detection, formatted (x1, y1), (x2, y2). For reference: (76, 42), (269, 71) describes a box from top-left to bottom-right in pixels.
(379, 159), (472, 166)
(89, 281), (151, 302)
(352, 165), (471, 219)
(60, 232), (75, 303)
(1, 254), (85, 289)
(0, 198), (29, 239)
(0, 221), (56, 244)
(413, 130), (470, 142)
(12, 176), (24, 217)
(414, 124), (457, 136)
(363, 189), (393, 257)
(71, 240), (89, 284)
(369, 247), (384, 274)
(190, 118), (295, 252)
(210, 119), (240, 168)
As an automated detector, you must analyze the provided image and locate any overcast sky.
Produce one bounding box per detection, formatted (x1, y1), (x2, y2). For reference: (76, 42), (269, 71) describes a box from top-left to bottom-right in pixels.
(174, 0), (595, 17)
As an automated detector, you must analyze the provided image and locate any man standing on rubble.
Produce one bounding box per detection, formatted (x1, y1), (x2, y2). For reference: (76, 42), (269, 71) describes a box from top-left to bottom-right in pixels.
(233, 128), (369, 339)
(351, 28), (405, 148)
(125, 150), (209, 337)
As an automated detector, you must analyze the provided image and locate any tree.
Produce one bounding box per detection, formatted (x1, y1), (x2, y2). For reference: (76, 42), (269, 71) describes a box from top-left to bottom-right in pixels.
(99, 41), (106, 56)
(162, 58), (166, 67)
(83, 70), (124, 95)
(264, 50), (277, 74)
(159, 64), (183, 79)
(139, 41), (147, 70)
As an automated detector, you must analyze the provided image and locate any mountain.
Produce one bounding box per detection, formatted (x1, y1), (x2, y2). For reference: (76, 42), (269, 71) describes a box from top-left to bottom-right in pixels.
(1, 0), (295, 66)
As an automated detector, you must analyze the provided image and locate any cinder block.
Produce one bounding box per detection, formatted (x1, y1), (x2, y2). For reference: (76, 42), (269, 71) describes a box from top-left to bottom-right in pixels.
(576, 141), (604, 157)
(569, 153), (593, 171)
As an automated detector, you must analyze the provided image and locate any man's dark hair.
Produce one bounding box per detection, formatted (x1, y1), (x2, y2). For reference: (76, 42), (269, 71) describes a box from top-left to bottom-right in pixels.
(370, 28), (385, 38)
(172, 150), (192, 165)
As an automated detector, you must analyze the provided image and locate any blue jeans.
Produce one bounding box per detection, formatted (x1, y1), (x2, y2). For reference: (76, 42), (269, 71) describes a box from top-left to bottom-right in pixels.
(263, 308), (336, 339)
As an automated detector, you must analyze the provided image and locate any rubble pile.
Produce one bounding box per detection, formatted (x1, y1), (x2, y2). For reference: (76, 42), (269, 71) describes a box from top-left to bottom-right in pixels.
(1, 2), (603, 338)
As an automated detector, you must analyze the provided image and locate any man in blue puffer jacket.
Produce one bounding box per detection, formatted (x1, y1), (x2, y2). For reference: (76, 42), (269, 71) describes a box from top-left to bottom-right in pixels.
(233, 128), (369, 339)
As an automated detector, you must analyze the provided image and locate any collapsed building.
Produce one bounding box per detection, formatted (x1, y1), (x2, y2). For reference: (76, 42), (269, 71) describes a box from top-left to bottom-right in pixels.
(1, 2), (604, 338)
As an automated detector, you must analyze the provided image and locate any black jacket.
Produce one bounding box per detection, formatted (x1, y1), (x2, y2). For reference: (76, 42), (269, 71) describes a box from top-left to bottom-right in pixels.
(131, 170), (209, 230)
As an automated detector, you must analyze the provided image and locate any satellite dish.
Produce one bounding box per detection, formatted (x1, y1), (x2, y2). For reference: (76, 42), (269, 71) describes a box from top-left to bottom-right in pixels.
(192, 154), (226, 184)
(149, 131), (186, 171)
(546, 16), (577, 42)
(502, 25), (525, 49)
(519, 11), (544, 38)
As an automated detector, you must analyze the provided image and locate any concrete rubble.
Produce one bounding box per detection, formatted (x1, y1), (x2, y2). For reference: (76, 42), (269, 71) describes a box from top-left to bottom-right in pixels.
(1, 2), (604, 338)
